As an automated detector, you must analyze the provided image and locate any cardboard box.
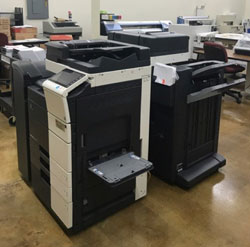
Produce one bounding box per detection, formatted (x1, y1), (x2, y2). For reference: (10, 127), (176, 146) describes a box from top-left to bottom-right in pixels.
(11, 27), (37, 34)
(0, 24), (10, 30)
(12, 33), (37, 40)
(11, 26), (38, 40)
(0, 18), (10, 25)
(0, 18), (11, 40)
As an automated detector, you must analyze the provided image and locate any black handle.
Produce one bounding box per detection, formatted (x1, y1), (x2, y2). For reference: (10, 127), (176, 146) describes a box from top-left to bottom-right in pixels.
(188, 60), (224, 68)
(187, 78), (245, 103)
(192, 62), (236, 79)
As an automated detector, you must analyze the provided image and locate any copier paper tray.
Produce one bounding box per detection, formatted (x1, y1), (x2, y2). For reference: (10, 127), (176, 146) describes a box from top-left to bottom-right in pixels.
(89, 152), (153, 186)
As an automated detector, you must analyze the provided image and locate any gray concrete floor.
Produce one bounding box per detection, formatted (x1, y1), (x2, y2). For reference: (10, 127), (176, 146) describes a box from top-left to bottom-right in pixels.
(0, 96), (250, 247)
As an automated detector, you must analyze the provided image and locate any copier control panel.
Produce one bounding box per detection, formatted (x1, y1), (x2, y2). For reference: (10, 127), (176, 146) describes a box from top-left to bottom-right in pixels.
(43, 68), (88, 123)
(44, 68), (88, 97)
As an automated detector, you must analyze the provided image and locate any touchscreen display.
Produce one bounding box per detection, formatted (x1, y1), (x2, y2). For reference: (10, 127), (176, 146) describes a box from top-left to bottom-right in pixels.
(50, 69), (85, 88)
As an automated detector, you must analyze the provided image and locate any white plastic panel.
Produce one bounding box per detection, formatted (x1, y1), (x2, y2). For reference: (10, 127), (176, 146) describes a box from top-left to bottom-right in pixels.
(51, 173), (72, 203)
(51, 187), (73, 229)
(50, 158), (72, 188)
(140, 75), (151, 160)
(91, 66), (151, 88)
(135, 172), (148, 200)
(44, 89), (70, 123)
(48, 113), (72, 144)
(49, 130), (72, 172)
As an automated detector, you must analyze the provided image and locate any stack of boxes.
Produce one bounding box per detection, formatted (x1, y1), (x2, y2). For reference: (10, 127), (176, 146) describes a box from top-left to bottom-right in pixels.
(0, 18), (11, 41)
(11, 26), (38, 40)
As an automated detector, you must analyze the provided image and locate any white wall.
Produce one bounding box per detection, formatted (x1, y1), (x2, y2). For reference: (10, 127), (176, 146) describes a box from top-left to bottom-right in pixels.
(1, 0), (93, 38)
(100, 0), (246, 23)
(245, 1), (250, 18)
(1, 0), (247, 39)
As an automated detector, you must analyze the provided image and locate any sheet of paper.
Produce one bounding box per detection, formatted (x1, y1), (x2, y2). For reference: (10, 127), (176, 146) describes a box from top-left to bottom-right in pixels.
(153, 63), (178, 86)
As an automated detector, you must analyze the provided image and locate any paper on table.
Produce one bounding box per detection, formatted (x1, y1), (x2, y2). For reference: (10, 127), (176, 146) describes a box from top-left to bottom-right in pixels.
(153, 63), (179, 86)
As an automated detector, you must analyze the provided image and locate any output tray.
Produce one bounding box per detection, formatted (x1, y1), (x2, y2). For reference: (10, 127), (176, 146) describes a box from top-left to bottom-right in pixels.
(89, 152), (153, 186)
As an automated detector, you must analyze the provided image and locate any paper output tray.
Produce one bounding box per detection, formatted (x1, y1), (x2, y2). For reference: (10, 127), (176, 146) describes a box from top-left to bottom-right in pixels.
(89, 152), (153, 186)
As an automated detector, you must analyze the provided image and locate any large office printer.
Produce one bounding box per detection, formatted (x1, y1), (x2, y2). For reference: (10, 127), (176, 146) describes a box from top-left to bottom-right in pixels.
(13, 40), (153, 233)
(43, 20), (82, 39)
(101, 20), (172, 36)
(150, 61), (245, 188)
(108, 31), (190, 64)
(216, 14), (244, 34)
(108, 31), (245, 188)
(177, 16), (214, 25)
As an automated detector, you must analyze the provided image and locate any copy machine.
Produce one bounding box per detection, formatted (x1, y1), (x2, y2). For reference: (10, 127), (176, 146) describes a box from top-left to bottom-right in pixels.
(108, 31), (190, 64)
(13, 40), (153, 233)
(216, 14), (244, 34)
(169, 24), (213, 59)
(101, 20), (172, 36)
(43, 21), (82, 39)
(177, 16), (214, 25)
(108, 31), (245, 188)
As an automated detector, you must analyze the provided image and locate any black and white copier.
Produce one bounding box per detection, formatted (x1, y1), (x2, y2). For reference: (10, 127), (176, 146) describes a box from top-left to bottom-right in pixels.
(13, 40), (153, 233)
(109, 31), (245, 188)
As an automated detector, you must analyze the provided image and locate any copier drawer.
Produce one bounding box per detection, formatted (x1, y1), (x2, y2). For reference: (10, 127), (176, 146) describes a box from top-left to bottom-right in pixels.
(30, 136), (49, 171)
(31, 163), (51, 209)
(30, 136), (51, 209)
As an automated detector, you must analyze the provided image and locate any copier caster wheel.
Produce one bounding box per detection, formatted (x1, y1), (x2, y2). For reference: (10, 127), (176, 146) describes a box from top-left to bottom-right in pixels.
(236, 98), (242, 104)
(8, 116), (16, 126)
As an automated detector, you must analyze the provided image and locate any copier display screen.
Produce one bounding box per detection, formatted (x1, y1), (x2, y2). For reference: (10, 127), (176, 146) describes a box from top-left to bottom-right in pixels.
(50, 69), (85, 88)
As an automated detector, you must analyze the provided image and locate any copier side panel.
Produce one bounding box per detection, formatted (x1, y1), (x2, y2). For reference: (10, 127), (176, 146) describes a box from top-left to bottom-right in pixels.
(149, 67), (192, 183)
(186, 92), (223, 168)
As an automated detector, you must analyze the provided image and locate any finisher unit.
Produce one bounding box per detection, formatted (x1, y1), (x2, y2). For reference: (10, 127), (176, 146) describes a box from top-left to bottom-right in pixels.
(150, 61), (245, 188)
(13, 40), (153, 233)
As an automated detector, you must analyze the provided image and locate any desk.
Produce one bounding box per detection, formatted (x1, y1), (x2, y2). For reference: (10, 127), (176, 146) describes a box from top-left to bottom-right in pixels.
(194, 48), (250, 90)
(9, 38), (49, 47)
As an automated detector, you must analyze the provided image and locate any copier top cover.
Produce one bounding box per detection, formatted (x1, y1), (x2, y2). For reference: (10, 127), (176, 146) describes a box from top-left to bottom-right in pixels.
(108, 31), (189, 57)
(46, 39), (150, 73)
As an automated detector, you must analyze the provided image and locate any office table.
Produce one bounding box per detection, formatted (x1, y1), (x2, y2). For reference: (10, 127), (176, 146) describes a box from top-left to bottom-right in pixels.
(194, 48), (250, 90)
(9, 37), (49, 47)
